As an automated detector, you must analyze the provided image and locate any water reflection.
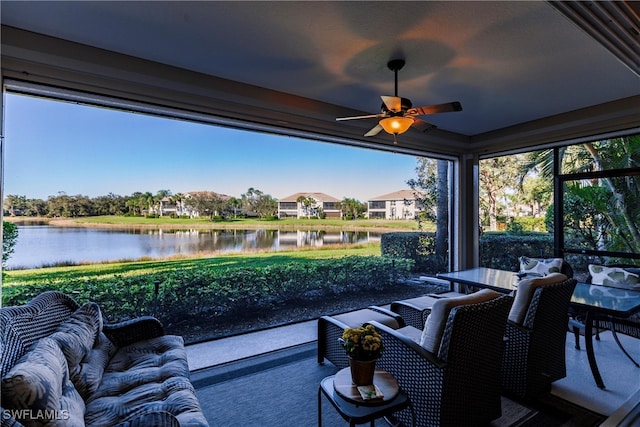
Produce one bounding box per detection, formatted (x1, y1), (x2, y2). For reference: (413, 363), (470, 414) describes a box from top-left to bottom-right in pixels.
(7, 226), (381, 269)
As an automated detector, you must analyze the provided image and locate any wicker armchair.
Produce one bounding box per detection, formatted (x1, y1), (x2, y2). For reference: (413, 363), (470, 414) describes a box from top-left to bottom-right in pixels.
(369, 293), (513, 427)
(501, 275), (577, 399)
(389, 291), (466, 330)
(317, 306), (404, 368)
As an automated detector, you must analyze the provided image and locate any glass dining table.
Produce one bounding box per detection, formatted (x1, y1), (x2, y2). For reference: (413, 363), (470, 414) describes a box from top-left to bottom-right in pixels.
(436, 267), (640, 389)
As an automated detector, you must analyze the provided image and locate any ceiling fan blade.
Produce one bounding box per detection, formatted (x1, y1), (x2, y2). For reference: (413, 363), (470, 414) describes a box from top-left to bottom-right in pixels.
(364, 124), (383, 137)
(408, 101), (463, 116)
(411, 118), (437, 133)
(381, 96), (402, 113)
(336, 114), (383, 121)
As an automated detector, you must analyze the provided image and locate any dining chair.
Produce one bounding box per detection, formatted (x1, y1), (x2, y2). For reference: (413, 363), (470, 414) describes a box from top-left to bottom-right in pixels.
(501, 273), (577, 398)
(370, 290), (513, 426)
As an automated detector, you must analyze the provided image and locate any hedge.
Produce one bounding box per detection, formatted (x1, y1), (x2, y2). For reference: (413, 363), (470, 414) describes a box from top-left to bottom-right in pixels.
(479, 232), (554, 270)
(382, 231), (555, 273)
(381, 232), (446, 273)
(2, 255), (413, 328)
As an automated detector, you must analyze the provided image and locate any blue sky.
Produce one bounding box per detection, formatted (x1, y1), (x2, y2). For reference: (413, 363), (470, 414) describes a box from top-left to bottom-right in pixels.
(4, 93), (420, 202)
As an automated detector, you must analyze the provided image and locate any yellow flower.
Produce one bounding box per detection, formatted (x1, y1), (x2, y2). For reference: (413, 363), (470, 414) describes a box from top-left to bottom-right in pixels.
(339, 324), (384, 361)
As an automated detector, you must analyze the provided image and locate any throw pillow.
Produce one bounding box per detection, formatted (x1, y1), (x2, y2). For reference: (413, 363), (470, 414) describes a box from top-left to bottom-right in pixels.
(588, 264), (640, 289)
(419, 289), (501, 354)
(50, 302), (103, 369)
(519, 256), (563, 276)
(508, 272), (568, 324)
(1, 337), (67, 411)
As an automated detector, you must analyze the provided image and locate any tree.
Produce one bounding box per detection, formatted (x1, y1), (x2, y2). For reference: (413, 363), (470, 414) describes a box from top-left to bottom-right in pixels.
(46, 192), (73, 217)
(408, 158), (448, 265)
(125, 192), (145, 215)
(188, 191), (227, 220)
(242, 188), (278, 219)
(339, 198), (365, 220)
(24, 198), (47, 217)
(154, 189), (172, 216)
(228, 197), (242, 218)
(254, 194), (278, 219)
(479, 156), (523, 231)
(2, 221), (18, 267)
(169, 193), (186, 216)
(296, 195), (317, 219)
(526, 136), (640, 254)
(3, 194), (27, 216)
(93, 193), (127, 216)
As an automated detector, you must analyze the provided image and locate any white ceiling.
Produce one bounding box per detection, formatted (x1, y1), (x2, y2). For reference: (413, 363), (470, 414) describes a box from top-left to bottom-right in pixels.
(1, 1), (639, 149)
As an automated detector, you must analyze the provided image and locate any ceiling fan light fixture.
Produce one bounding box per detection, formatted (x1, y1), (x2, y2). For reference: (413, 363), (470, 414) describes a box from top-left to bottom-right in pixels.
(379, 116), (414, 135)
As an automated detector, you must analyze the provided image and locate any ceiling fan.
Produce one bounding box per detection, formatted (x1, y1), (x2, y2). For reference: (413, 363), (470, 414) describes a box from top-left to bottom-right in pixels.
(336, 59), (462, 143)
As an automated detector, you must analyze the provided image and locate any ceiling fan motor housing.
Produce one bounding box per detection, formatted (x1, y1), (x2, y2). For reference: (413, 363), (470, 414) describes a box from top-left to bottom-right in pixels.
(381, 97), (412, 114)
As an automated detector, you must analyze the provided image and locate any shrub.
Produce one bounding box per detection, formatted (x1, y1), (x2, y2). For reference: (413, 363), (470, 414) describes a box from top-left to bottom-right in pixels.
(2, 221), (18, 267)
(381, 232), (446, 273)
(479, 232), (554, 270)
(1, 256), (413, 330)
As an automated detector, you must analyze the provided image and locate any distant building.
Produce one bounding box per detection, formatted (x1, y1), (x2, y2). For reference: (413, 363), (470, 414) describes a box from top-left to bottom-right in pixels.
(278, 192), (342, 219)
(367, 189), (423, 220)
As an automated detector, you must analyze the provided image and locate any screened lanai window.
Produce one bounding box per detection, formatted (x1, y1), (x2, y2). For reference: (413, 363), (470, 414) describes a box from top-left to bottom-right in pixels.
(557, 136), (640, 281)
(478, 150), (554, 271)
(2, 85), (454, 343)
(477, 135), (640, 280)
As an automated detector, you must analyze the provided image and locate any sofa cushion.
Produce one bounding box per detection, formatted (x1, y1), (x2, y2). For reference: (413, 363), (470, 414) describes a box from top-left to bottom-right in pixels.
(72, 332), (117, 400)
(50, 302), (102, 369)
(57, 380), (86, 427)
(1, 336), (86, 426)
(519, 256), (563, 276)
(1, 337), (67, 411)
(85, 335), (208, 426)
(509, 272), (568, 324)
(419, 289), (501, 354)
(588, 264), (640, 289)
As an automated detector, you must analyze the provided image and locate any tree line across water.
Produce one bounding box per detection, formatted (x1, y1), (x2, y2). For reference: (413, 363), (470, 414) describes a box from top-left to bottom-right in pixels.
(2, 187), (368, 221)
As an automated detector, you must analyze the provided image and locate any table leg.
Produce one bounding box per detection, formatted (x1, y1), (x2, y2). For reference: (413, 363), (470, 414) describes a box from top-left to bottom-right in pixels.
(584, 311), (605, 389)
(318, 385), (322, 427)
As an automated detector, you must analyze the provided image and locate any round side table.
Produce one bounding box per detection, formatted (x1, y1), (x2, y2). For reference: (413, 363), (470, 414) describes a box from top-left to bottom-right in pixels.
(318, 368), (415, 426)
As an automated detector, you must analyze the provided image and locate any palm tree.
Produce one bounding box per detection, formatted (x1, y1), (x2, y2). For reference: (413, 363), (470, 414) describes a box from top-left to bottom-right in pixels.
(524, 136), (640, 254)
(296, 195), (316, 219)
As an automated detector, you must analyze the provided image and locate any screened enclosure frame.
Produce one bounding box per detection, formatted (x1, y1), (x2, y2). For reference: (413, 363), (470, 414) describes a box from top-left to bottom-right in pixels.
(553, 146), (640, 262)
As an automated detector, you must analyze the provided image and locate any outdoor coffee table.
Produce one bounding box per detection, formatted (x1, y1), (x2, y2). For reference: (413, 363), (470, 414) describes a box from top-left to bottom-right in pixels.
(318, 368), (415, 426)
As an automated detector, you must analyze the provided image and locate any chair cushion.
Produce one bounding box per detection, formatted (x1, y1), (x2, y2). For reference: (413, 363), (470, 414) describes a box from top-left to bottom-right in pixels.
(419, 289), (501, 353)
(331, 308), (401, 329)
(588, 264), (640, 289)
(519, 256), (563, 276)
(509, 272), (567, 324)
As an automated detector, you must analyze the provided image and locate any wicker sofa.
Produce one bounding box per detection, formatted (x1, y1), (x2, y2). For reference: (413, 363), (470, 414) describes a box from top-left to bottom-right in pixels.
(0, 291), (209, 427)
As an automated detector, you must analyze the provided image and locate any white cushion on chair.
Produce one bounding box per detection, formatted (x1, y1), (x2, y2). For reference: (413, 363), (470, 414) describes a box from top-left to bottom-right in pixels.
(508, 272), (567, 324)
(419, 289), (502, 354)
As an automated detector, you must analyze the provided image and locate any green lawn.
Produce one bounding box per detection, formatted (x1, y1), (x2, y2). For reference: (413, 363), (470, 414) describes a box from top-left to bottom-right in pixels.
(45, 215), (427, 230)
(3, 242), (382, 286)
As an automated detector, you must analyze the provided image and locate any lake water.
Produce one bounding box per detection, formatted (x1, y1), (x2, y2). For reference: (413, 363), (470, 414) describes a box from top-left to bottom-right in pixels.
(6, 225), (381, 269)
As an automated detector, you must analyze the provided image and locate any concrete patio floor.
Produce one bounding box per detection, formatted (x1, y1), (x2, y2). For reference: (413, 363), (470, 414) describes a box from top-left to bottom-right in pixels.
(186, 311), (640, 419)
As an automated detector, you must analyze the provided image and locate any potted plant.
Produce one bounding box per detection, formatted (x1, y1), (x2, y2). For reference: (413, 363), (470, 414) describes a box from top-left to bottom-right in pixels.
(339, 324), (384, 385)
